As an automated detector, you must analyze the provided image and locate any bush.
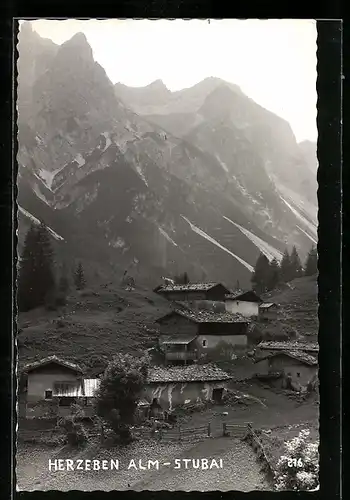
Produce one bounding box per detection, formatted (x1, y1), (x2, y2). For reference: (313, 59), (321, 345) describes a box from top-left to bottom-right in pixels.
(31, 399), (59, 418)
(94, 353), (149, 443)
(83, 353), (109, 376)
(274, 429), (319, 491)
(58, 415), (88, 447)
(70, 402), (86, 420)
(143, 419), (172, 430)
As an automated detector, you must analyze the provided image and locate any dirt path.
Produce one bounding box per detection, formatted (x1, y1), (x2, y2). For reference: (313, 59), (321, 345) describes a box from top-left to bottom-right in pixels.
(178, 383), (318, 431)
(16, 437), (270, 492)
(16, 385), (317, 492)
(131, 438), (270, 492)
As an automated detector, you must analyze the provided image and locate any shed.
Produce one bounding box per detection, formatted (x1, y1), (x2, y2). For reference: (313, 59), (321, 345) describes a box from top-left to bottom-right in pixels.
(254, 350), (318, 390)
(224, 290), (262, 317)
(159, 334), (198, 363)
(24, 356), (84, 403)
(258, 302), (278, 321)
(24, 356), (85, 418)
(144, 364), (232, 409)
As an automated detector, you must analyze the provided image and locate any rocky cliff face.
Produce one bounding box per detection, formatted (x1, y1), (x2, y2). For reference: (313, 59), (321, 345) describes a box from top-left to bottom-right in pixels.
(17, 23), (317, 288)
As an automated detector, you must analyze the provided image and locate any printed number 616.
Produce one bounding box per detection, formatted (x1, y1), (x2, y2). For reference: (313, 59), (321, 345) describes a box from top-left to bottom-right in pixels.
(288, 458), (303, 467)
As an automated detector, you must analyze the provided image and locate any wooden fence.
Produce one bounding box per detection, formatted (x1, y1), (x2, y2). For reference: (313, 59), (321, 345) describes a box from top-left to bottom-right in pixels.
(133, 421), (251, 442)
(17, 427), (61, 443)
(244, 424), (275, 485)
(18, 418), (253, 445)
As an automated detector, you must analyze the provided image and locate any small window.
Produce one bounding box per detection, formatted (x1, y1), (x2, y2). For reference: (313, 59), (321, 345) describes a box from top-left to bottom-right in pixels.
(202, 339), (207, 347)
(297, 372), (301, 378)
(45, 390), (53, 400)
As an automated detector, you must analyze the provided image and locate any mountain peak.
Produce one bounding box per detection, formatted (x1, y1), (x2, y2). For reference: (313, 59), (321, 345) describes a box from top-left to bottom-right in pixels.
(148, 79), (168, 90)
(59, 32), (93, 60)
(66, 31), (89, 44)
(202, 76), (224, 85)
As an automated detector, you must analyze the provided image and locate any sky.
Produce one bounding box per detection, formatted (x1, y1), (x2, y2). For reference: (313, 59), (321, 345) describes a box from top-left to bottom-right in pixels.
(26, 19), (317, 143)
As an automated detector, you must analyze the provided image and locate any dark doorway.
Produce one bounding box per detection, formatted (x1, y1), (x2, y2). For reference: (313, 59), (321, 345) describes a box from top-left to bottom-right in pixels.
(212, 388), (224, 403)
(149, 398), (163, 418)
(44, 390), (53, 400)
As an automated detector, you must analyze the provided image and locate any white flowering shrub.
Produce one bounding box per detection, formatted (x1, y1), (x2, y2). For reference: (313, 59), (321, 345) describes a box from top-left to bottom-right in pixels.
(275, 429), (319, 491)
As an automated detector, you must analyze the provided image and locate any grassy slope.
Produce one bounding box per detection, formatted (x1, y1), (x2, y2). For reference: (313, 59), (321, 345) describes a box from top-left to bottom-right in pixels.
(17, 275), (318, 375)
(260, 275), (318, 341)
(17, 283), (171, 375)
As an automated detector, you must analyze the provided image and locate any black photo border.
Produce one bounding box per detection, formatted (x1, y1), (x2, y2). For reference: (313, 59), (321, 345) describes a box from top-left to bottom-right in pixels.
(0, 5), (343, 500)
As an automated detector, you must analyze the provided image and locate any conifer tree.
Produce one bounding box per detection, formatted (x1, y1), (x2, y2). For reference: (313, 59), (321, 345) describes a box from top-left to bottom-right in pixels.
(74, 262), (86, 290)
(17, 223), (56, 312)
(17, 224), (37, 312)
(251, 252), (270, 294)
(304, 245), (318, 276)
(280, 249), (292, 283)
(290, 246), (303, 279)
(267, 257), (280, 290)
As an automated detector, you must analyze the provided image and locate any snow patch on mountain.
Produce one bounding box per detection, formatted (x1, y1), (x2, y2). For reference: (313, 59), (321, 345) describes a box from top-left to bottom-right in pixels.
(135, 164), (148, 186)
(37, 168), (58, 191)
(215, 154), (229, 173)
(32, 183), (51, 206)
(158, 227), (178, 247)
(18, 205), (64, 241)
(280, 196), (317, 239)
(101, 131), (112, 152)
(18, 205), (41, 225)
(296, 225), (317, 245)
(223, 216), (283, 262)
(232, 176), (260, 205)
(181, 216), (254, 272)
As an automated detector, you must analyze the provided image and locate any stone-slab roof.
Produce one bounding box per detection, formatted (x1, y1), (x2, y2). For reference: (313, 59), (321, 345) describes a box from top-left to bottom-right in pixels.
(157, 309), (249, 324)
(257, 341), (319, 353)
(23, 355), (84, 374)
(256, 350), (318, 366)
(259, 302), (277, 309)
(155, 282), (227, 293)
(147, 364), (232, 383)
(159, 334), (197, 345)
(224, 290), (262, 302)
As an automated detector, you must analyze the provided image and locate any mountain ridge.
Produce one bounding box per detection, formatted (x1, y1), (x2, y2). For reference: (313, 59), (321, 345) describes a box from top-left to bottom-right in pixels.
(17, 26), (317, 288)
